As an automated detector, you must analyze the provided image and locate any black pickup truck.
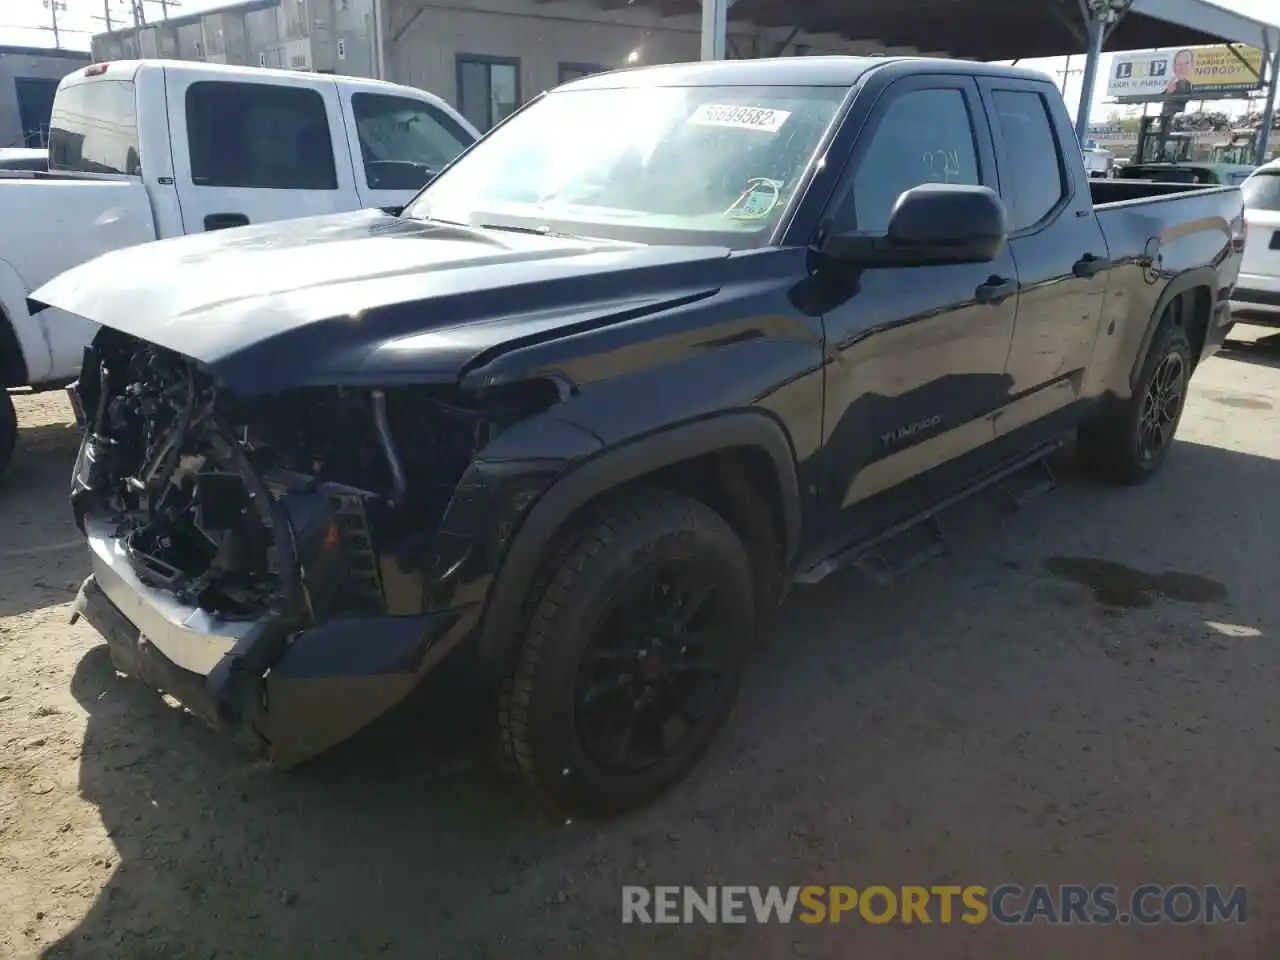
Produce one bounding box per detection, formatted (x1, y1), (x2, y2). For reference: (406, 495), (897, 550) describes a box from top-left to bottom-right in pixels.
(35, 56), (1244, 817)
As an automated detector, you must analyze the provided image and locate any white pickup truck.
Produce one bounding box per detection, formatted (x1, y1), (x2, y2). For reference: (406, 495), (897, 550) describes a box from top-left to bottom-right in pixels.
(0, 59), (478, 477)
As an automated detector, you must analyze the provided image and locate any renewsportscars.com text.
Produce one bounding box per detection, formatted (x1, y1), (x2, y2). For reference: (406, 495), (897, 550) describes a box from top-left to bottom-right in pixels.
(622, 884), (1247, 925)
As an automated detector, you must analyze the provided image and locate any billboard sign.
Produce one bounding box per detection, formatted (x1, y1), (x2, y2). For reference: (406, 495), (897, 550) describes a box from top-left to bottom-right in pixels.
(1106, 45), (1264, 102)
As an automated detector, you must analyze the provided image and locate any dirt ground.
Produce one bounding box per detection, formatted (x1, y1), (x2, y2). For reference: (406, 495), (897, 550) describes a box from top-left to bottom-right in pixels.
(2, 330), (1279, 960)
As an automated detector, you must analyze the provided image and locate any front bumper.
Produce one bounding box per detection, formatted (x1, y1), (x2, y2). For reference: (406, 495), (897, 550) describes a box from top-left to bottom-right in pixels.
(73, 515), (481, 766)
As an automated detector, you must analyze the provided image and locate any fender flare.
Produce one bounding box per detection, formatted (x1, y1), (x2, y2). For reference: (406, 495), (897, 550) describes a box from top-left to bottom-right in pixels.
(0, 259), (47, 387)
(1129, 266), (1217, 391)
(475, 411), (802, 669)
(0, 303), (26, 388)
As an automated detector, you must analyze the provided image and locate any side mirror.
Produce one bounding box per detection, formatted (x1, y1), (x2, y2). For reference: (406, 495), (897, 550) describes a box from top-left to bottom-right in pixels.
(825, 183), (1009, 267)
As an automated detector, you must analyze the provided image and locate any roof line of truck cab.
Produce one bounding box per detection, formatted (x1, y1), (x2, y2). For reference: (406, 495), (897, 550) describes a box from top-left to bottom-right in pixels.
(559, 55), (1063, 91)
(63, 58), (458, 111)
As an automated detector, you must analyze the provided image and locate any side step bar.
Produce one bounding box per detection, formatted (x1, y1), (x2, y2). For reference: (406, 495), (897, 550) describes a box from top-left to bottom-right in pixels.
(795, 440), (1063, 586)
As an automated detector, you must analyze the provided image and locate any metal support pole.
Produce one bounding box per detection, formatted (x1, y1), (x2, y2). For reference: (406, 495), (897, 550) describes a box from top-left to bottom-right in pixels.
(1073, 11), (1105, 143)
(1257, 46), (1280, 165)
(373, 0), (388, 80)
(700, 0), (729, 61)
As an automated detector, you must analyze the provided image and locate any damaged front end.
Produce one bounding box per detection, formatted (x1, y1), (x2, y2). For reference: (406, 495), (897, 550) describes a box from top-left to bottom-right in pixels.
(68, 329), (559, 765)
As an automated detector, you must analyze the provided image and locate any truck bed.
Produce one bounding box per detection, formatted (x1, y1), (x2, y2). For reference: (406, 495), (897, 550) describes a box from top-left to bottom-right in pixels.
(1084, 176), (1243, 402)
(0, 177), (158, 385)
(1089, 179), (1234, 205)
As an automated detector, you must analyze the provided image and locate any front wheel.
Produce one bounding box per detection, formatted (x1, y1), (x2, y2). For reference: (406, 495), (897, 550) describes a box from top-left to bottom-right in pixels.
(0, 389), (15, 481)
(1077, 318), (1192, 484)
(497, 488), (755, 818)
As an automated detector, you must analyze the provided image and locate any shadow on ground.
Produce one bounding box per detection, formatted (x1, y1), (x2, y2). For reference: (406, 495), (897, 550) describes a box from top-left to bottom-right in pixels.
(0, 420), (88, 619)
(42, 438), (1280, 959)
(1220, 331), (1280, 370)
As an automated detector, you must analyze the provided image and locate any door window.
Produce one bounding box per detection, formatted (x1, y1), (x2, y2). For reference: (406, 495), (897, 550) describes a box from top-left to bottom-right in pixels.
(350, 92), (474, 191)
(836, 87), (981, 235)
(990, 90), (1067, 231)
(184, 81), (338, 190)
(457, 55), (520, 132)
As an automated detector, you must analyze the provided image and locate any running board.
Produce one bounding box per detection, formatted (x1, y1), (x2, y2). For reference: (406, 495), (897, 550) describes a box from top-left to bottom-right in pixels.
(795, 440), (1063, 587)
(994, 453), (1058, 510)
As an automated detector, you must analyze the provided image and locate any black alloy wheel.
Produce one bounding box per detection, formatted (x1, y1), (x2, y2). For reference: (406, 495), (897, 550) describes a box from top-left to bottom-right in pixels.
(573, 561), (731, 776)
(1137, 351), (1187, 464)
(497, 488), (755, 818)
(1077, 315), (1194, 484)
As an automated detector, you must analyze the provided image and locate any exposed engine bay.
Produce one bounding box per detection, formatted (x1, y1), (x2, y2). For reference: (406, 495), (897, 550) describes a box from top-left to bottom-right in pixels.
(71, 329), (559, 623)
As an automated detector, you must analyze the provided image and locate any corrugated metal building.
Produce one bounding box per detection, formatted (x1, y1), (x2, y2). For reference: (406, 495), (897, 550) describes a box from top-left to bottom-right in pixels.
(91, 0), (939, 132)
(93, 0), (380, 79)
(0, 45), (91, 148)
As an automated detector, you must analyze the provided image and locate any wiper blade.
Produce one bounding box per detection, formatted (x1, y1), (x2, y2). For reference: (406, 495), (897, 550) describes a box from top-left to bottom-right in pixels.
(478, 222), (556, 236)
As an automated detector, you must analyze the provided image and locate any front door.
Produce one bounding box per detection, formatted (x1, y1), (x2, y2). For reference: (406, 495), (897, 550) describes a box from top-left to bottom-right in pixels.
(164, 66), (357, 233)
(815, 76), (1019, 537)
(977, 79), (1109, 433)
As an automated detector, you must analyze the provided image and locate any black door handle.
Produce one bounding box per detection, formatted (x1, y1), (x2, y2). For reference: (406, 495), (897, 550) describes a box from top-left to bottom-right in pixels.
(975, 275), (1016, 304)
(1073, 253), (1111, 278)
(204, 212), (250, 231)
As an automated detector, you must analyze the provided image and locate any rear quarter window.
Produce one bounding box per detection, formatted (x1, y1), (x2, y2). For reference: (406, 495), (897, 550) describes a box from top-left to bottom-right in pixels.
(47, 79), (141, 175)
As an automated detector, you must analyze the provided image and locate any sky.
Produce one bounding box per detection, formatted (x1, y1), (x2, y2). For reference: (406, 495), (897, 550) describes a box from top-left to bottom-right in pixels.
(2, 0), (1278, 121)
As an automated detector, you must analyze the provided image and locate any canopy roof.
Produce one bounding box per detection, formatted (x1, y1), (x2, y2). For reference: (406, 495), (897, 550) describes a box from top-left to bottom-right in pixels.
(591, 0), (1280, 62)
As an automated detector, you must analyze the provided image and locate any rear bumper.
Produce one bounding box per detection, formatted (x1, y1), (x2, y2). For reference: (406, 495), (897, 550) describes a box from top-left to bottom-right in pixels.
(73, 515), (481, 766)
(1229, 282), (1280, 327)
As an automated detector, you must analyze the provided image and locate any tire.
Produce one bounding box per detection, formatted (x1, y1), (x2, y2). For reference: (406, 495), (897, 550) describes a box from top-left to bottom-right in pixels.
(1077, 316), (1193, 485)
(0, 389), (15, 482)
(497, 487), (755, 818)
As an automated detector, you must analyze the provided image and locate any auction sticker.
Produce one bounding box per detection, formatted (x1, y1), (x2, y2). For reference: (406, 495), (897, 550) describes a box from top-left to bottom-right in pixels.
(688, 103), (791, 133)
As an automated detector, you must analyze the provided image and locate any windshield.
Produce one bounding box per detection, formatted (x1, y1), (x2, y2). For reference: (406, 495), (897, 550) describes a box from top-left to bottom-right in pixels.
(402, 84), (848, 247)
(1243, 170), (1280, 211)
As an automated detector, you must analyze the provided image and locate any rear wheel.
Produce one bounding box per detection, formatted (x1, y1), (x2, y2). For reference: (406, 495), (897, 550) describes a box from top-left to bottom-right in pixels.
(0, 389), (15, 481)
(497, 488), (754, 818)
(1077, 317), (1192, 484)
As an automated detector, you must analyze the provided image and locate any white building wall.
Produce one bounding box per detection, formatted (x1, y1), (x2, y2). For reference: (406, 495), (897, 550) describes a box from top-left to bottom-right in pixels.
(386, 0), (906, 107)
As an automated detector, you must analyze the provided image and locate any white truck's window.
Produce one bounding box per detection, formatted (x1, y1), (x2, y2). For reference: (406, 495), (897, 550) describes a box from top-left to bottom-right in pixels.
(184, 81), (338, 190)
(351, 92), (473, 191)
(841, 88), (981, 235)
(1243, 171), (1280, 211)
(991, 90), (1067, 231)
(47, 80), (140, 176)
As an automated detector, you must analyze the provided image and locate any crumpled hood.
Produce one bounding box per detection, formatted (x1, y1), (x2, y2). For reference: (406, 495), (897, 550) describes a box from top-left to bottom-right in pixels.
(30, 209), (729, 395)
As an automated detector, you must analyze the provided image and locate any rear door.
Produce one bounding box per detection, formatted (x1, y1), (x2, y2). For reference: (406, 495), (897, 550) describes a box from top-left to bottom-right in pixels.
(977, 78), (1109, 433)
(336, 85), (478, 212)
(164, 67), (358, 233)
